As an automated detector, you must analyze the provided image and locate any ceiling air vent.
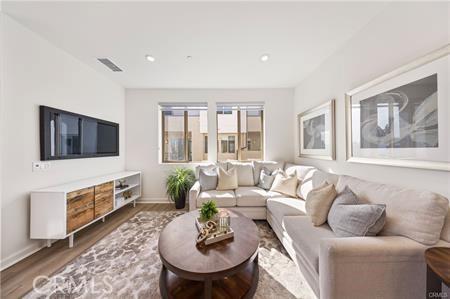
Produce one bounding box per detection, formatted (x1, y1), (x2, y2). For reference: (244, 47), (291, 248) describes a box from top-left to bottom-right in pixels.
(97, 58), (123, 72)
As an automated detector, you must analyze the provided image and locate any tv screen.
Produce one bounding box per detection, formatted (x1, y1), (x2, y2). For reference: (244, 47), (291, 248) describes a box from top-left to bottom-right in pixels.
(97, 122), (118, 154)
(40, 106), (119, 160)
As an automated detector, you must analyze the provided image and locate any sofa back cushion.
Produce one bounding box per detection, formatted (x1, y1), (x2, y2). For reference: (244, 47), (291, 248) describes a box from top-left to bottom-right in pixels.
(253, 161), (284, 184)
(227, 161), (254, 186)
(336, 175), (449, 245)
(284, 163), (316, 180)
(297, 168), (338, 200)
(195, 162), (228, 179)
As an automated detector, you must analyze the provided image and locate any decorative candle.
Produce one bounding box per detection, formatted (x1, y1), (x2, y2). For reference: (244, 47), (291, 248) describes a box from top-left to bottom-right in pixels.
(218, 210), (230, 232)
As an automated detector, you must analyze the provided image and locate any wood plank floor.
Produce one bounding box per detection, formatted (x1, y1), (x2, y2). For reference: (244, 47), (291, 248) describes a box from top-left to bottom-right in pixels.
(0, 203), (183, 299)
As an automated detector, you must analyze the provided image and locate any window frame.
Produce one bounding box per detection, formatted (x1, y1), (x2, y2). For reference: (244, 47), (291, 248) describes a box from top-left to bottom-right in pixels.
(216, 109), (264, 161)
(161, 110), (190, 163)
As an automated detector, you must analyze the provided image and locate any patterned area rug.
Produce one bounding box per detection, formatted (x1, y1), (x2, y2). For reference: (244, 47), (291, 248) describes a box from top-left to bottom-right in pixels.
(25, 211), (315, 299)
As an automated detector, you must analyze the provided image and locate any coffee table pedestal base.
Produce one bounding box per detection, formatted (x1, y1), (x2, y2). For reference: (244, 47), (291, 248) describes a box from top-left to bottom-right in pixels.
(160, 256), (259, 299)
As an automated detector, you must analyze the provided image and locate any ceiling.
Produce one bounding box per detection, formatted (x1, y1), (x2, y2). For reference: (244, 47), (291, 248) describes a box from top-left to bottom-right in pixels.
(3, 1), (388, 88)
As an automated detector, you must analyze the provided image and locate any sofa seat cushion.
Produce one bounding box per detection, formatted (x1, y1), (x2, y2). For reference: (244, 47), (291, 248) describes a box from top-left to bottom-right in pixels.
(266, 190), (285, 198)
(283, 216), (335, 274)
(235, 187), (265, 207)
(267, 197), (307, 223)
(235, 187), (285, 207)
(197, 190), (236, 207)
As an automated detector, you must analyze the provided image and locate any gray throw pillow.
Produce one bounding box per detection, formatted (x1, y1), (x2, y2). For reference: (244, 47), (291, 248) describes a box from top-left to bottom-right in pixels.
(327, 186), (386, 237)
(199, 168), (218, 191)
(258, 167), (276, 190)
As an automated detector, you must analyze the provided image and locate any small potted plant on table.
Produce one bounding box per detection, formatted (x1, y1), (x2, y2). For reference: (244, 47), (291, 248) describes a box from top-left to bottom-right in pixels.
(166, 167), (195, 209)
(195, 200), (219, 232)
(200, 200), (219, 221)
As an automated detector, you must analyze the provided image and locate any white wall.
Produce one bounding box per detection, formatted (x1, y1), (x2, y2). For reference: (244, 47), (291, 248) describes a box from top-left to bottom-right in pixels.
(126, 88), (294, 201)
(294, 2), (450, 198)
(0, 15), (125, 269)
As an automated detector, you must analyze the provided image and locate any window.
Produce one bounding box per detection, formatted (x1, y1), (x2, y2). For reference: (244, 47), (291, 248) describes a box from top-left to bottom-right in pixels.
(216, 103), (264, 161)
(161, 103), (208, 163)
(221, 139), (228, 153)
(217, 108), (233, 115)
(228, 136), (235, 153)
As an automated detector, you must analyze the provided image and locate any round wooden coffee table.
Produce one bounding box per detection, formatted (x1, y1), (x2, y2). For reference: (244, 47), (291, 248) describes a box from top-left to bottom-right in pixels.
(158, 209), (259, 299)
(425, 247), (450, 298)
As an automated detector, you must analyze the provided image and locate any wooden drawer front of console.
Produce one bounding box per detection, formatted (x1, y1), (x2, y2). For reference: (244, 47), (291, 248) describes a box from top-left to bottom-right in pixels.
(67, 187), (94, 233)
(94, 182), (113, 218)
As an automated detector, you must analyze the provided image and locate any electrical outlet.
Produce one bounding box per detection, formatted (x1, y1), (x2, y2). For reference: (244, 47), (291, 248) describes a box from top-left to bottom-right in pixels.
(32, 161), (51, 172)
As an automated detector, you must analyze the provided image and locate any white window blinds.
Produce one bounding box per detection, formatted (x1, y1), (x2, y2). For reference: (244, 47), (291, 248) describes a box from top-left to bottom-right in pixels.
(159, 103), (208, 111)
(216, 102), (264, 112)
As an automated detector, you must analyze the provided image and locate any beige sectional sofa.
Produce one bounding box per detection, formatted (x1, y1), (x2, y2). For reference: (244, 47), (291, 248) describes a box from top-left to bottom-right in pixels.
(188, 161), (450, 299)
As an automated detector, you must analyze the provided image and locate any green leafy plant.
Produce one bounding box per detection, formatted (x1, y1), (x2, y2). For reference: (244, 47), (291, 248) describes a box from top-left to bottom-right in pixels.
(166, 168), (195, 208)
(200, 200), (219, 221)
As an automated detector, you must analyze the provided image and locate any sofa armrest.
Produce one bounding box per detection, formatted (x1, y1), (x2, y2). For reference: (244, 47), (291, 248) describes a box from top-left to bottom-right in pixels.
(189, 181), (201, 211)
(319, 236), (428, 299)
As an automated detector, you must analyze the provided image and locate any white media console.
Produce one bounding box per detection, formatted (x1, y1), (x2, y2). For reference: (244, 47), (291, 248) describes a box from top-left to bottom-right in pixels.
(30, 171), (141, 248)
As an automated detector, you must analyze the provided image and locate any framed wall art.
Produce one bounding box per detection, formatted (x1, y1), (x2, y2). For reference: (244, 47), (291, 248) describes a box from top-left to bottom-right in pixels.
(345, 44), (450, 171)
(298, 99), (335, 160)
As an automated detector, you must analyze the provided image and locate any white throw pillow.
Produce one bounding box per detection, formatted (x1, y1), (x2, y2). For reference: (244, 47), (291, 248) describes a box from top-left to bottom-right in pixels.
(305, 182), (337, 226)
(270, 170), (299, 198)
(227, 162), (254, 186)
(216, 167), (239, 190)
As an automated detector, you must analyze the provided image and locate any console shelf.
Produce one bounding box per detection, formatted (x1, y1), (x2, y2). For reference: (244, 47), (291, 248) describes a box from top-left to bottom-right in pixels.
(115, 183), (140, 195)
(30, 171), (141, 248)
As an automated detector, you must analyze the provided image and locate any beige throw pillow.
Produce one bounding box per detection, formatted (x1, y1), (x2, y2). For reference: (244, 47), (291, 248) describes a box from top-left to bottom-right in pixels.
(227, 162), (255, 186)
(270, 171), (298, 198)
(305, 182), (337, 226)
(216, 167), (238, 190)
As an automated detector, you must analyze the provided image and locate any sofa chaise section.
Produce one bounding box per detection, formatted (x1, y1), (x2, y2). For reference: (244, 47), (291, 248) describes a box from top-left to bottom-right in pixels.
(268, 168), (450, 299)
(319, 236), (450, 299)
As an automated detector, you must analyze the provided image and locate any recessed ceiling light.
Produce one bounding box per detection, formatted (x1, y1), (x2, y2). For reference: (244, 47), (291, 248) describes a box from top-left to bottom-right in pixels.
(186, 55), (192, 60)
(260, 54), (270, 62)
(145, 55), (155, 62)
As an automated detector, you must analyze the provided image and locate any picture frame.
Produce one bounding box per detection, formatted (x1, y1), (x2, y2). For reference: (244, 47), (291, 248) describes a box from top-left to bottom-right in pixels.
(298, 99), (336, 160)
(345, 44), (450, 171)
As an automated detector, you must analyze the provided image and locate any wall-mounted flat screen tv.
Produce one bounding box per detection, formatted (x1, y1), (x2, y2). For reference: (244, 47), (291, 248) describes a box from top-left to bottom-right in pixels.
(40, 106), (119, 160)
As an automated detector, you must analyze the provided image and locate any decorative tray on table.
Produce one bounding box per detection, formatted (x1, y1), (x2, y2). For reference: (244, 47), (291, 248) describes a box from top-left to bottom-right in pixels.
(195, 217), (234, 246)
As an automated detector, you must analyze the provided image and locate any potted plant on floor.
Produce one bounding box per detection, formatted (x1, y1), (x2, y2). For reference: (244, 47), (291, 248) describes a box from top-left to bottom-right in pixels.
(166, 167), (195, 209)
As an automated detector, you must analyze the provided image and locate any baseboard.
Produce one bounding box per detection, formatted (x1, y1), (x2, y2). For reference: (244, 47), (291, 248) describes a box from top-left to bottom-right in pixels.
(1, 198), (172, 271)
(137, 197), (171, 204)
(0, 239), (50, 271)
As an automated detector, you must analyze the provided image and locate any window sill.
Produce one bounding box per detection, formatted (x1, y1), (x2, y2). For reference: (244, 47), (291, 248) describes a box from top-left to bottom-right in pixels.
(159, 161), (210, 165)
